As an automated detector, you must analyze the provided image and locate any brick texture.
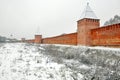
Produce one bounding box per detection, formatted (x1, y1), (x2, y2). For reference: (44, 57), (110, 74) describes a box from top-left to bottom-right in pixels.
(25, 39), (35, 43)
(77, 18), (99, 46)
(42, 33), (77, 45)
(91, 23), (120, 46)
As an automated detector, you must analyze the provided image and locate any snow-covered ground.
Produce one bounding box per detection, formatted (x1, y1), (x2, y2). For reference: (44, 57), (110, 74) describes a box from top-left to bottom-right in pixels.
(0, 43), (84, 80)
(0, 43), (120, 80)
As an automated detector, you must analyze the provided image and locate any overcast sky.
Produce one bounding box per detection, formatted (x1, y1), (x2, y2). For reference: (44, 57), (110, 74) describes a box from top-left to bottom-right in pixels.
(0, 0), (120, 39)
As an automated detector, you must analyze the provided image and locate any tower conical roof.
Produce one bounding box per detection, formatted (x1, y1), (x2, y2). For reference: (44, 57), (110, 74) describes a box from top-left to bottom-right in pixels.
(80, 3), (98, 19)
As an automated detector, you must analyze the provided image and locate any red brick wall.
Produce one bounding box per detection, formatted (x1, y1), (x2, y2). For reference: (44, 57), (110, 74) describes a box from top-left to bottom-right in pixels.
(77, 18), (100, 46)
(91, 23), (120, 46)
(21, 19), (120, 47)
(25, 39), (35, 43)
(42, 33), (77, 45)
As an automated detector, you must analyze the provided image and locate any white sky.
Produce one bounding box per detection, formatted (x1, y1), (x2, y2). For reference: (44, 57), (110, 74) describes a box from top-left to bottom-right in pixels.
(0, 0), (120, 39)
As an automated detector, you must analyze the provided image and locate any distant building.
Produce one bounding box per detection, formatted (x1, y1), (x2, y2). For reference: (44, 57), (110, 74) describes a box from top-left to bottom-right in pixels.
(0, 36), (6, 42)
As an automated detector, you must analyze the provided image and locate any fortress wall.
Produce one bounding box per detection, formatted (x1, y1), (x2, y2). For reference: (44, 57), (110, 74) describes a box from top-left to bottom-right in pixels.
(91, 23), (120, 46)
(42, 33), (77, 45)
(25, 39), (35, 43)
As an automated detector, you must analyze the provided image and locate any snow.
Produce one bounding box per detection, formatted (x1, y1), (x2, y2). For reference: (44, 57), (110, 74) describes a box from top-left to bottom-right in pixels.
(0, 43), (84, 80)
(80, 3), (98, 19)
(0, 43), (120, 80)
(89, 46), (120, 51)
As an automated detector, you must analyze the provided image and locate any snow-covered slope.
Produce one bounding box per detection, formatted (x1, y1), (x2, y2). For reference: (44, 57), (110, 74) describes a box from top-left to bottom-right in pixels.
(0, 43), (84, 80)
(0, 43), (120, 80)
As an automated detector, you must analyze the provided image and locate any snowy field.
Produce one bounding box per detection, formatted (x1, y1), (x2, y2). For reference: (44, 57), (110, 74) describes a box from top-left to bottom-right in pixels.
(0, 43), (120, 80)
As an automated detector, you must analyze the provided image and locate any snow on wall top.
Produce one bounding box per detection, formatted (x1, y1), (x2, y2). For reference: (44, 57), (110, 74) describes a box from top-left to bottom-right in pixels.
(80, 3), (98, 20)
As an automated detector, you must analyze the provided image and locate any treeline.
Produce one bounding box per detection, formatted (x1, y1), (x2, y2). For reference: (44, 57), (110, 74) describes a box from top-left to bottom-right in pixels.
(0, 36), (6, 42)
(104, 15), (120, 26)
(0, 36), (18, 43)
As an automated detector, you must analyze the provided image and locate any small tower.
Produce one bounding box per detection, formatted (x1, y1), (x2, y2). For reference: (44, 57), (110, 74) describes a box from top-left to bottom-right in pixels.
(34, 26), (42, 43)
(21, 38), (26, 42)
(77, 3), (100, 46)
(34, 35), (42, 43)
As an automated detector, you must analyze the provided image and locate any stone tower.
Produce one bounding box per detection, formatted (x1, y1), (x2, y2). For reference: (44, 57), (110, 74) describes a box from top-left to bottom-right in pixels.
(34, 35), (42, 43)
(34, 26), (42, 43)
(77, 3), (100, 46)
